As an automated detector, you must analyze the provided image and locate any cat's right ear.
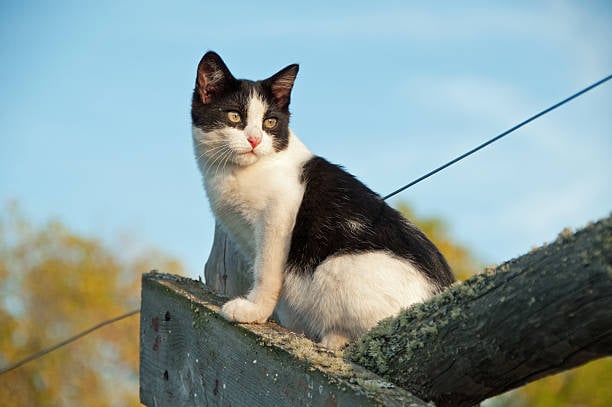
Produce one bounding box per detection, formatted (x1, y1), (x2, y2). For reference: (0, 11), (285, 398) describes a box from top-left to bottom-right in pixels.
(196, 51), (235, 104)
(265, 64), (299, 110)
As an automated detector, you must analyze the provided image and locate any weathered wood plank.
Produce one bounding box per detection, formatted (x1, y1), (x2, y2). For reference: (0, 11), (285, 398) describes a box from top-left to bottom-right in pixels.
(204, 222), (251, 298)
(347, 214), (612, 407)
(139, 272), (429, 407)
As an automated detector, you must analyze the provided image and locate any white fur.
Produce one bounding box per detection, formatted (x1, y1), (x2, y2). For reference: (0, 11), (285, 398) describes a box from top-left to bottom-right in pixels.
(193, 92), (313, 323)
(194, 92), (437, 348)
(244, 93), (267, 146)
(276, 251), (435, 347)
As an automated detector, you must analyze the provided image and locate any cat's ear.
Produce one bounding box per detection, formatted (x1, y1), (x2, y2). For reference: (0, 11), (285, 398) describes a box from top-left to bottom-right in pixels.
(196, 51), (235, 104)
(265, 64), (299, 110)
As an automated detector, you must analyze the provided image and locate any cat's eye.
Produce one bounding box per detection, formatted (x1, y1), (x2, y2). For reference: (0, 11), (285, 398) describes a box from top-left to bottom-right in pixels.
(227, 111), (242, 123)
(263, 118), (278, 129)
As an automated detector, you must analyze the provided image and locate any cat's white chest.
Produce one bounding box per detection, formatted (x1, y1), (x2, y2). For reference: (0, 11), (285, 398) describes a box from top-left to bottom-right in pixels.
(207, 161), (285, 213)
(204, 170), (260, 255)
(204, 154), (306, 256)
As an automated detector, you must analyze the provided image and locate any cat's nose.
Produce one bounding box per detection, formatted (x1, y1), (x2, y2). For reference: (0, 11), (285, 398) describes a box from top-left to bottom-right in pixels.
(247, 136), (261, 149)
(245, 126), (262, 149)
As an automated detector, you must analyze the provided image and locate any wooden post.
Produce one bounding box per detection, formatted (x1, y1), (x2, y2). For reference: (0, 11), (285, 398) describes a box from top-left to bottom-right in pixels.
(204, 222), (251, 297)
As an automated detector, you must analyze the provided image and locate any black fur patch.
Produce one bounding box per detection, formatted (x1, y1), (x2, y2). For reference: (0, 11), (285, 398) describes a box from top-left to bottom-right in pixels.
(287, 157), (455, 291)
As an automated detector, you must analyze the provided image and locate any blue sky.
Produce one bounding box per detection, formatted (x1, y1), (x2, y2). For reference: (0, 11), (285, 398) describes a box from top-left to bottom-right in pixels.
(1, 1), (611, 278)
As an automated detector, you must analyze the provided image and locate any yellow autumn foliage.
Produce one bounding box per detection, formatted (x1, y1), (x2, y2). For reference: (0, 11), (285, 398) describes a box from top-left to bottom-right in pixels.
(0, 202), (183, 406)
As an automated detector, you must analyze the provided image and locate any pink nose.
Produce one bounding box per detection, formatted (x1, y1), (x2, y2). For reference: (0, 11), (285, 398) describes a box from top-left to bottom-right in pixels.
(247, 136), (261, 149)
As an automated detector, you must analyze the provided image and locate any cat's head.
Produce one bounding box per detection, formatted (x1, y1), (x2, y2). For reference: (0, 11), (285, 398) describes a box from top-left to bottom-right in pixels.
(191, 51), (299, 170)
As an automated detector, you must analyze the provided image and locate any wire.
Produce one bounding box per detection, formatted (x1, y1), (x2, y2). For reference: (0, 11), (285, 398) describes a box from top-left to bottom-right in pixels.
(1, 74), (610, 377)
(382, 74), (612, 200)
(0, 308), (140, 376)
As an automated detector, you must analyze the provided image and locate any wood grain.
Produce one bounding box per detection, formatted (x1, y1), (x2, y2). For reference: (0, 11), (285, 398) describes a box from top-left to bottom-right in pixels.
(204, 222), (251, 298)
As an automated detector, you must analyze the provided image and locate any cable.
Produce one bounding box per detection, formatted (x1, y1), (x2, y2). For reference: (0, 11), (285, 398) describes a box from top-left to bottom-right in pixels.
(382, 74), (612, 200)
(1, 74), (610, 377)
(0, 308), (140, 376)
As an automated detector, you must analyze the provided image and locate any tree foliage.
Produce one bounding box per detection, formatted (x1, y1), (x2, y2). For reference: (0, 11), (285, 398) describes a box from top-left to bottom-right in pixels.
(0, 202), (183, 406)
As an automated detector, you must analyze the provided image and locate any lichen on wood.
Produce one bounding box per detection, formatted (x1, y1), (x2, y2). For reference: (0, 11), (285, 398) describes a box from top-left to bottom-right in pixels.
(346, 214), (612, 407)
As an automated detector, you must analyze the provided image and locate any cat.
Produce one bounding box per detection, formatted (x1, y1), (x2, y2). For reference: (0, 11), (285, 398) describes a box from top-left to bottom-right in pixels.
(191, 51), (455, 349)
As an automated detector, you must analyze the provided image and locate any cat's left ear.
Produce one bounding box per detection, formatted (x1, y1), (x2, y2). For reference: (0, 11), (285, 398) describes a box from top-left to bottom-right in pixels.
(196, 51), (236, 104)
(264, 64), (299, 110)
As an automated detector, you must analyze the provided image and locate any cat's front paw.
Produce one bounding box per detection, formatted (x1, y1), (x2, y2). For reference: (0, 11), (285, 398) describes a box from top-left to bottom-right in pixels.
(320, 333), (350, 350)
(221, 297), (270, 324)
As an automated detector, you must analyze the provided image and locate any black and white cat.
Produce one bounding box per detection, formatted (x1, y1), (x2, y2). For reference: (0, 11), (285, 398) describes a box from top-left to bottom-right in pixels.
(191, 51), (455, 348)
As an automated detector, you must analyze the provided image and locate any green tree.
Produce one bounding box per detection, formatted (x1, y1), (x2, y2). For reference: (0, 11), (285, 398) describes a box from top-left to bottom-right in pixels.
(0, 202), (183, 406)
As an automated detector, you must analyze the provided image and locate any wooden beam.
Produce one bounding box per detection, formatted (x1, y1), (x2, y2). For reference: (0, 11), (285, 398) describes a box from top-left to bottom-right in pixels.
(139, 272), (429, 406)
(204, 222), (251, 298)
(347, 214), (612, 407)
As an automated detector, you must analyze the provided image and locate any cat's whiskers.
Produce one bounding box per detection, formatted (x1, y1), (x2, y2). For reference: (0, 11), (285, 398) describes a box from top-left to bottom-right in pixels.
(218, 147), (235, 177)
(197, 139), (223, 148)
(195, 138), (229, 156)
(199, 146), (226, 162)
(199, 141), (227, 152)
(198, 143), (230, 165)
(214, 149), (233, 178)
(207, 147), (229, 172)
(199, 144), (224, 168)
(206, 145), (234, 177)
